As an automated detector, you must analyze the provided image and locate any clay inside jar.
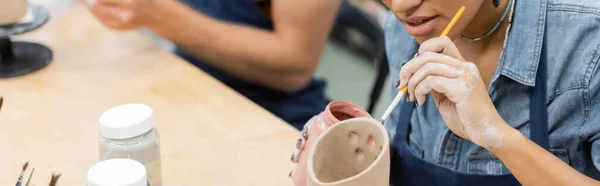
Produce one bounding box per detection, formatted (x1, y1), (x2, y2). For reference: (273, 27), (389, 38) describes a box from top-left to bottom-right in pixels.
(329, 102), (369, 122)
(331, 110), (354, 121)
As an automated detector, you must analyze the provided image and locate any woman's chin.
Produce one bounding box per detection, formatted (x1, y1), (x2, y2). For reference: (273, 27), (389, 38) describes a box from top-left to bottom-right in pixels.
(414, 36), (430, 44)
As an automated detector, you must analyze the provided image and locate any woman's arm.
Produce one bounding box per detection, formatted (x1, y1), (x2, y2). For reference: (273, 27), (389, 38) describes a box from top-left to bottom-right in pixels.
(489, 123), (599, 186)
(490, 54), (600, 185)
(489, 52), (600, 185)
(147, 0), (340, 92)
(397, 36), (600, 185)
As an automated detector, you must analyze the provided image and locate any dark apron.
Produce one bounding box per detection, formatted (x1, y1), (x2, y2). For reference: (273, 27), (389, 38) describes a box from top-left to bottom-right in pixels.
(389, 45), (550, 185)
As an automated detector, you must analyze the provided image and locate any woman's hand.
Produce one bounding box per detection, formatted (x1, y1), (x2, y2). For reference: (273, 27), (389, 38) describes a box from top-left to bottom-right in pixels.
(397, 36), (509, 148)
(84, 0), (157, 30)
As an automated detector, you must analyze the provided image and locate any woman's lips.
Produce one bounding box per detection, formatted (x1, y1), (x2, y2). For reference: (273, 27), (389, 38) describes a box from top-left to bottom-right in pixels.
(402, 16), (439, 37)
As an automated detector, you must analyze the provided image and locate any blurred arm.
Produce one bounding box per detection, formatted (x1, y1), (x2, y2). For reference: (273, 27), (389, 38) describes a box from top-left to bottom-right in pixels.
(147, 0), (340, 92)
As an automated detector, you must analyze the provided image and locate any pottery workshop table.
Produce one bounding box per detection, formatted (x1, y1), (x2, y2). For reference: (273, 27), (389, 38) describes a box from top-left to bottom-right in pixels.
(0, 0), (300, 185)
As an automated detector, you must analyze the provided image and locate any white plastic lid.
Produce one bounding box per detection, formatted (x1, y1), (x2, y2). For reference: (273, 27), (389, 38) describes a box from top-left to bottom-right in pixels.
(87, 158), (148, 186)
(99, 103), (155, 139)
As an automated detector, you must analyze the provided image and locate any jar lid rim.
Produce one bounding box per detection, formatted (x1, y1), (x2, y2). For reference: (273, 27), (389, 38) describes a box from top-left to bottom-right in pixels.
(99, 103), (155, 139)
(87, 158), (147, 186)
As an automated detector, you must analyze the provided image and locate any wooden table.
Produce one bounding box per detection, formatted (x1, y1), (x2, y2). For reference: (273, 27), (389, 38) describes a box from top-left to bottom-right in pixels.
(0, 0), (299, 185)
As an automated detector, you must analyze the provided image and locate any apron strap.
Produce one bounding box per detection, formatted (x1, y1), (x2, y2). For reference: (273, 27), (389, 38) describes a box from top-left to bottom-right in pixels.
(529, 41), (550, 150)
(397, 99), (415, 140)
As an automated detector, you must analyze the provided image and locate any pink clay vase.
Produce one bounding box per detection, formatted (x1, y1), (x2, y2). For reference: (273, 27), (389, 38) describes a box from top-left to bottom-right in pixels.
(290, 101), (373, 186)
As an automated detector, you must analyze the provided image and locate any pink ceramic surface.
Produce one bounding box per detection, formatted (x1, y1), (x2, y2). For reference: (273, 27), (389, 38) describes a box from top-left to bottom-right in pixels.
(290, 101), (372, 186)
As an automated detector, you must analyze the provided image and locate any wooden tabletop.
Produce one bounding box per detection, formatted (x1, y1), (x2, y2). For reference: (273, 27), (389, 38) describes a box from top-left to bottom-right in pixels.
(0, 0), (299, 185)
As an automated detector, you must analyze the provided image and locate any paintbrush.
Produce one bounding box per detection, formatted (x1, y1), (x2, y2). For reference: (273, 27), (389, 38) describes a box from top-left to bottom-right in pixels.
(15, 162), (29, 186)
(380, 6), (466, 124)
(25, 168), (34, 186)
(49, 173), (62, 186)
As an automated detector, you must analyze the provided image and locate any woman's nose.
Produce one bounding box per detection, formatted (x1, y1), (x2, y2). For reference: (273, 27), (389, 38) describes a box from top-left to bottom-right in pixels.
(391, 0), (422, 14)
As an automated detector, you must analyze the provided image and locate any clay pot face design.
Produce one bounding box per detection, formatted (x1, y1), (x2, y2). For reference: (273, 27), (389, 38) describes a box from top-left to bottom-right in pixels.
(307, 117), (390, 186)
(0, 0), (27, 25)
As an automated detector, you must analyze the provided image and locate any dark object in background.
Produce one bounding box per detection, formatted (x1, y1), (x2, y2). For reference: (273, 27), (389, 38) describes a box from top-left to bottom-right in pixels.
(0, 4), (52, 78)
(493, 0), (500, 8)
(330, 0), (384, 62)
(254, 0), (272, 20)
(329, 0), (388, 114)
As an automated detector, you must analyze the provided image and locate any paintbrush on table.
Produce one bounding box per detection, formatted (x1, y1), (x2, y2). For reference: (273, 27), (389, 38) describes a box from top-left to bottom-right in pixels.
(25, 168), (34, 186)
(380, 6), (466, 125)
(15, 162), (29, 186)
(49, 173), (62, 186)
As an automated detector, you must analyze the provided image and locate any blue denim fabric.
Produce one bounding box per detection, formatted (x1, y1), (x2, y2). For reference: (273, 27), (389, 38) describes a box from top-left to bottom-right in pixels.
(384, 0), (600, 178)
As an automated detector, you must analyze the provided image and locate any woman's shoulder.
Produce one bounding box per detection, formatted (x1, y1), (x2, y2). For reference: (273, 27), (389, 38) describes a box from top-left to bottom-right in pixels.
(542, 0), (600, 77)
(547, 0), (600, 13)
(542, 0), (600, 30)
(545, 0), (600, 26)
(546, 0), (600, 142)
(538, 0), (600, 101)
(545, 0), (600, 27)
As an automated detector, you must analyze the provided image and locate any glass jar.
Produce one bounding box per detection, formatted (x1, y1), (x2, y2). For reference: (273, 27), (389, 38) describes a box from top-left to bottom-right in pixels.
(87, 158), (149, 186)
(98, 104), (162, 186)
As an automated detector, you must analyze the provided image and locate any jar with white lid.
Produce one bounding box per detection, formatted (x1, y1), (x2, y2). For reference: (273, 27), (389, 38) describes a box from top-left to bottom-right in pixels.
(87, 158), (149, 186)
(98, 103), (162, 186)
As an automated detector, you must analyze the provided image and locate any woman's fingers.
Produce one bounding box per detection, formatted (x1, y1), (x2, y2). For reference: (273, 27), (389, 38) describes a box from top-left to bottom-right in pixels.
(97, 0), (135, 8)
(413, 76), (453, 106)
(407, 62), (462, 101)
(90, 5), (135, 29)
(413, 71), (475, 106)
(91, 4), (130, 20)
(83, 0), (97, 7)
(418, 36), (463, 60)
(398, 52), (463, 91)
(414, 75), (472, 106)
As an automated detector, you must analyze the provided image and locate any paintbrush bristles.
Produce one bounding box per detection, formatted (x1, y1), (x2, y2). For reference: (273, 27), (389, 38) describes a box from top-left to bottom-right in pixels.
(49, 173), (61, 186)
(16, 162), (29, 186)
(22, 162), (29, 171)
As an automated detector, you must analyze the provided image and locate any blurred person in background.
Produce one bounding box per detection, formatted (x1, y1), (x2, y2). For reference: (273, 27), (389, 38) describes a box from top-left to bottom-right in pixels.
(83, 0), (340, 130)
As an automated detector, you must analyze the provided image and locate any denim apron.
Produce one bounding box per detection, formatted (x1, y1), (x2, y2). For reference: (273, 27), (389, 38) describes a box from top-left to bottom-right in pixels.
(389, 44), (550, 186)
(174, 0), (329, 129)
